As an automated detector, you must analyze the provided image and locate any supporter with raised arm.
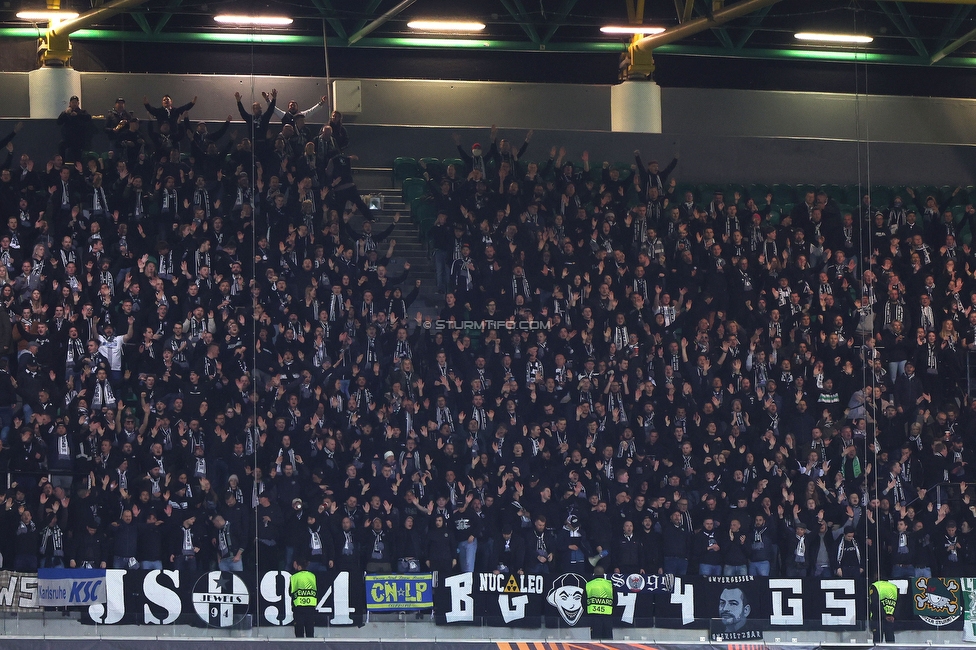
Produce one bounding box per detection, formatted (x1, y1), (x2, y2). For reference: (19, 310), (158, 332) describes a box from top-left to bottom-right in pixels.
(143, 93), (197, 132)
(235, 89), (277, 136)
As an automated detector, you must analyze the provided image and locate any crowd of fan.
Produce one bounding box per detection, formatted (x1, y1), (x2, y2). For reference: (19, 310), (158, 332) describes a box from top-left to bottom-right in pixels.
(0, 89), (970, 586)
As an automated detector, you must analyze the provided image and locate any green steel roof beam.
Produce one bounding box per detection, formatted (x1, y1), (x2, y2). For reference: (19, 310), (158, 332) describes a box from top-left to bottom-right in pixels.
(876, 1), (928, 58)
(130, 11), (152, 33)
(895, 1), (929, 56)
(930, 23), (976, 63)
(540, 0), (580, 44)
(712, 26), (734, 48)
(934, 3), (974, 53)
(498, 0), (540, 44)
(308, 0), (347, 40)
(152, 0), (184, 35)
(351, 0), (384, 34)
(734, 5), (770, 49)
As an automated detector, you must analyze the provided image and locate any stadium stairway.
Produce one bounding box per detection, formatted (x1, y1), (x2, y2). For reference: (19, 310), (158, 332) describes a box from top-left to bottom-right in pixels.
(353, 167), (440, 316)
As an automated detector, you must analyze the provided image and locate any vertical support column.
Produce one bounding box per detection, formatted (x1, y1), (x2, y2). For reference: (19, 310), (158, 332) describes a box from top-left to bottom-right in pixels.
(610, 80), (662, 133)
(29, 66), (82, 118)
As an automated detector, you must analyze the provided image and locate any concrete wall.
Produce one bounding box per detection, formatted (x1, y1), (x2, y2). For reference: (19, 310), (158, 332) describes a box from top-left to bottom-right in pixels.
(1, 72), (611, 132)
(4, 72), (976, 186)
(661, 87), (976, 145)
(0, 72), (974, 145)
(0, 73), (30, 118)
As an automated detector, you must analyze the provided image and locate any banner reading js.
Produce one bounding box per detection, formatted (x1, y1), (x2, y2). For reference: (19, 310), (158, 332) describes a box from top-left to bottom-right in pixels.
(80, 569), (363, 627)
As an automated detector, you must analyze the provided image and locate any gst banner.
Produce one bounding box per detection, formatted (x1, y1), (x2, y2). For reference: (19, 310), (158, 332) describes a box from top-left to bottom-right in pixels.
(654, 576), (866, 631)
(0, 571), (38, 611)
(38, 569), (106, 607)
(366, 574), (433, 610)
(80, 569), (364, 627)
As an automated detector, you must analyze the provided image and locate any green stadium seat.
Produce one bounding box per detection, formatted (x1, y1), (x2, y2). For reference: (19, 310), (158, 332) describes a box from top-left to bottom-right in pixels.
(419, 157), (443, 180)
(696, 183), (717, 197)
(842, 184), (863, 205)
(419, 218), (438, 243)
(415, 200), (438, 237)
(822, 184), (845, 203)
(442, 158), (464, 173)
(401, 177), (427, 205)
(748, 184), (771, 206)
(795, 184), (816, 199)
(772, 184), (795, 205)
(889, 185), (911, 201)
(722, 184), (745, 204)
(917, 185), (939, 201)
(393, 157), (421, 185)
(409, 196), (426, 222)
(870, 187), (891, 207)
(612, 162), (633, 182)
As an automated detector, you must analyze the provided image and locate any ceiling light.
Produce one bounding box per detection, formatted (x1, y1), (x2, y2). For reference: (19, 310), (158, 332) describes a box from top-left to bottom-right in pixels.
(214, 15), (293, 26)
(15, 10), (79, 20)
(407, 20), (485, 32)
(391, 37), (489, 47)
(794, 32), (873, 44)
(600, 25), (666, 35)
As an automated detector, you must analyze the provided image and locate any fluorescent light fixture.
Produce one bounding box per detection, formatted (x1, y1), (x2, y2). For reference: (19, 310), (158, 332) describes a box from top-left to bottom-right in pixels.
(406, 20), (485, 32)
(15, 10), (79, 20)
(600, 25), (666, 35)
(390, 37), (489, 47)
(213, 14), (293, 26)
(794, 32), (873, 44)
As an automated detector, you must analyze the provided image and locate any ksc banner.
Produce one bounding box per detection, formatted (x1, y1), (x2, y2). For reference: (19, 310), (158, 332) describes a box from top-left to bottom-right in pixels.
(80, 569), (364, 627)
(654, 576), (865, 631)
(366, 574), (433, 610)
(38, 569), (106, 607)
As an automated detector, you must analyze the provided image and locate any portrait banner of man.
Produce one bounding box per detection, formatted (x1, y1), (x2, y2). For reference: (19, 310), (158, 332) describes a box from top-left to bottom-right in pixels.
(709, 583), (766, 642)
(703, 577), (766, 641)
